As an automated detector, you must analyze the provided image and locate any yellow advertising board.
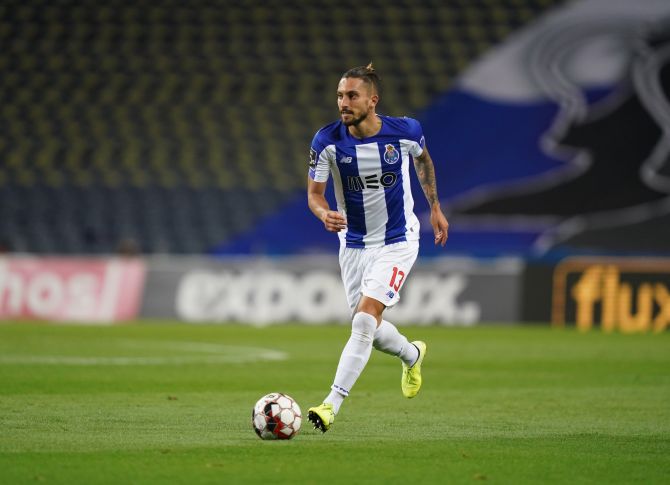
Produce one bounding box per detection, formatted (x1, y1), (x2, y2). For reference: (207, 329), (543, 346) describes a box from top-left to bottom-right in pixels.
(552, 258), (670, 333)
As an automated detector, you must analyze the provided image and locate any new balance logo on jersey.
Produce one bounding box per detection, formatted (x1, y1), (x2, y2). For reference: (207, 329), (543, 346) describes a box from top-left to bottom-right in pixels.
(339, 156), (353, 164)
(347, 172), (398, 191)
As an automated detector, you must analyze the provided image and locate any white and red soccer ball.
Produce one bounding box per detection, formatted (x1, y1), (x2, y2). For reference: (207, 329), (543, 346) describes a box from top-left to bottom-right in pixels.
(252, 393), (302, 440)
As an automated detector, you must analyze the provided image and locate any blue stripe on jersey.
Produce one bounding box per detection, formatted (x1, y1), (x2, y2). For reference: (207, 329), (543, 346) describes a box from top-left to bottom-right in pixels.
(336, 146), (366, 248)
(378, 141), (407, 245)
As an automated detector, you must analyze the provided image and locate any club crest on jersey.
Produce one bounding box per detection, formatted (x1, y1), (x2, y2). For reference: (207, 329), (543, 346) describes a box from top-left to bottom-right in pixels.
(383, 144), (400, 164)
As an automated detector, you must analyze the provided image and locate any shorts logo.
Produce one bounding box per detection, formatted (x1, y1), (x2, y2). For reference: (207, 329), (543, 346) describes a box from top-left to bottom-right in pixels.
(309, 148), (317, 169)
(386, 290), (395, 299)
(383, 144), (400, 164)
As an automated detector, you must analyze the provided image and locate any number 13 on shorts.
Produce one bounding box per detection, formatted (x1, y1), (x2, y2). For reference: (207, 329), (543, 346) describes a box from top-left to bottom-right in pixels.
(389, 266), (406, 292)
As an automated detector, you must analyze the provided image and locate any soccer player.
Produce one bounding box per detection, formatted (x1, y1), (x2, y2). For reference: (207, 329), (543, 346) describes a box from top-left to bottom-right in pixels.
(306, 63), (449, 432)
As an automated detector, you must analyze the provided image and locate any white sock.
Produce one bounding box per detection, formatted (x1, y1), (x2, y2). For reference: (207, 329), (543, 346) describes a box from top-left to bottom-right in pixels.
(324, 389), (345, 415)
(373, 319), (419, 367)
(324, 312), (377, 415)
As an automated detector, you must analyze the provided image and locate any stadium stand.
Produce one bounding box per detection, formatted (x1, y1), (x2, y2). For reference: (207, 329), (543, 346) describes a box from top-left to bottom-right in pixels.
(0, 0), (566, 253)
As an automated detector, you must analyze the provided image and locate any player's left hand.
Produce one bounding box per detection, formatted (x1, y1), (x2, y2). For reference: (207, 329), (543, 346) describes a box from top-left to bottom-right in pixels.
(430, 204), (449, 246)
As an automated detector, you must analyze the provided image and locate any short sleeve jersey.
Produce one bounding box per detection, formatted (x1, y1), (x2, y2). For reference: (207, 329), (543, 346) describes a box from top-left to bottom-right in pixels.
(309, 115), (425, 248)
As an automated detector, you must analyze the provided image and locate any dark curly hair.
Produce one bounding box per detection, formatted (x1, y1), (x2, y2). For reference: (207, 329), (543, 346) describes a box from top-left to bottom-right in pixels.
(342, 62), (382, 96)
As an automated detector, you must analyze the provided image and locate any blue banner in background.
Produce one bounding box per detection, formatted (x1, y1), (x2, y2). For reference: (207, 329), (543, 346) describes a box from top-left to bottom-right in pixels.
(213, 0), (670, 259)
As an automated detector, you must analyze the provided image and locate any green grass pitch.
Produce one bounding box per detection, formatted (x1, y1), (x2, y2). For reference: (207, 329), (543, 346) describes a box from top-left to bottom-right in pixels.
(0, 322), (668, 484)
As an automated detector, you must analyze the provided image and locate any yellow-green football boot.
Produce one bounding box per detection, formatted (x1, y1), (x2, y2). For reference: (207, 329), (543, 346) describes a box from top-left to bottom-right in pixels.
(307, 403), (335, 433)
(402, 341), (426, 398)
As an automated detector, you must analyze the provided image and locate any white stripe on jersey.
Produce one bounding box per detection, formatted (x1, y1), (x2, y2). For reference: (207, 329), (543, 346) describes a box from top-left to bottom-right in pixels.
(313, 144), (335, 182)
(330, 154), (347, 245)
(354, 142), (389, 246)
(399, 139), (421, 237)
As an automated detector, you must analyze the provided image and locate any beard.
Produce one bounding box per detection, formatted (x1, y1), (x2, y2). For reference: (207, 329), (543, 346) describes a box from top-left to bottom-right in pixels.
(341, 110), (368, 127)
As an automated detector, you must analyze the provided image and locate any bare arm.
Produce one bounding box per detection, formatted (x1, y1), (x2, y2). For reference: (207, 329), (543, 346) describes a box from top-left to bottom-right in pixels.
(413, 145), (449, 246)
(307, 177), (347, 232)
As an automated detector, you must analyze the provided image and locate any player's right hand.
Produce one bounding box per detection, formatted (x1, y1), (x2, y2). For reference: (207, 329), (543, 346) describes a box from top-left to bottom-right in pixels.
(322, 211), (347, 232)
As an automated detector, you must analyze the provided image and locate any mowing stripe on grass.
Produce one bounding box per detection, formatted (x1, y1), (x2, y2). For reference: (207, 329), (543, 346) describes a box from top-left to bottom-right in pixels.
(0, 341), (288, 365)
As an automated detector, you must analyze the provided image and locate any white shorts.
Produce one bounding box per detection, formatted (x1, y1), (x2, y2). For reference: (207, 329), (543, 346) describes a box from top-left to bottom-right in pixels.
(339, 240), (419, 313)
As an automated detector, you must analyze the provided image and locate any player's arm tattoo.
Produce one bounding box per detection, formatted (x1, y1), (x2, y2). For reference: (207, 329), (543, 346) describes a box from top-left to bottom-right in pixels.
(414, 149), (440, 207)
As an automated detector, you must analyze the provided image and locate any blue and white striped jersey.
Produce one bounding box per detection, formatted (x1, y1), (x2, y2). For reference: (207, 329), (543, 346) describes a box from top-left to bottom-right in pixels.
(309, 115), (425, 248)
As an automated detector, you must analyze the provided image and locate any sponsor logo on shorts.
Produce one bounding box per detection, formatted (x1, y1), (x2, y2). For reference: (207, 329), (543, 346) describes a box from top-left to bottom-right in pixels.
(386, 290), (395, 299)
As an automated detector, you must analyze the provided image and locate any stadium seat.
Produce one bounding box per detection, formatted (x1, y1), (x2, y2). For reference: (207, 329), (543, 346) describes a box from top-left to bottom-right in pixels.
(0, 0), (566, 254)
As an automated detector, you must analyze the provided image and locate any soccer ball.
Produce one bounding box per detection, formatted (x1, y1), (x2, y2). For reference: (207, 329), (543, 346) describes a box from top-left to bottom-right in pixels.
(252, 392), (302, 440)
